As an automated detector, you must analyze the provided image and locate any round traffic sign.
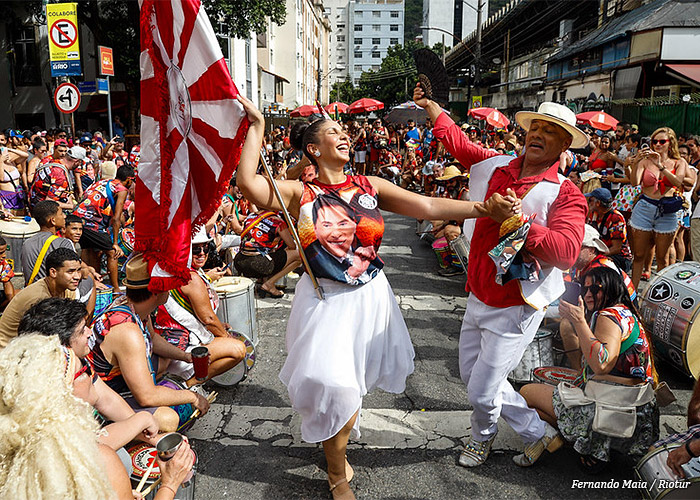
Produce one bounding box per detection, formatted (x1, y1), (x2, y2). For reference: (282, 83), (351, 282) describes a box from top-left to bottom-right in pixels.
(54, 82), (81, 113)
(50, 19), (78, 49)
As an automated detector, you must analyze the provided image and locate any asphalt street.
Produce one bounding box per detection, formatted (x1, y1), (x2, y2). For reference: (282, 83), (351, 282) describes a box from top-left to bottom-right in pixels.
(190, 211), (696, 500)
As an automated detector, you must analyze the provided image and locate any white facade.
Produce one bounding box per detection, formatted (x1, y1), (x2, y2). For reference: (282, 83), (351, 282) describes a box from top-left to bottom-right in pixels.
(422, 0), (487, 48)
(347, 0), (405, 86)
(270, 0), (331, 108)
(227, 36), (259, 105)
(323, 0), (350, 87)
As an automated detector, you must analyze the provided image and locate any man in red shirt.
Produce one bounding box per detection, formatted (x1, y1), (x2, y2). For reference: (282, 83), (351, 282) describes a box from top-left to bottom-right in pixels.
(415, 86), (589, 468)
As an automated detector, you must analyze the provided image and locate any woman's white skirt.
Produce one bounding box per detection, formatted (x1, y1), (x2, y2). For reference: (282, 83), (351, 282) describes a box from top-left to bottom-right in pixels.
(279, 271), (415, 443)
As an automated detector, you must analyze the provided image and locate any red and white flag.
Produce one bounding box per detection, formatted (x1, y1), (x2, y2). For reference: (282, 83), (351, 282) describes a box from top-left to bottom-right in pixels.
(137, 0), (248, 291)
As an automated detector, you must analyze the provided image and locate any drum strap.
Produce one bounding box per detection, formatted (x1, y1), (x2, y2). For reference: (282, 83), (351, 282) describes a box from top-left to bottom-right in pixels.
(620, 317), (641, 354)
(239, 211), (275, 240)
(28, 234), (58, 285)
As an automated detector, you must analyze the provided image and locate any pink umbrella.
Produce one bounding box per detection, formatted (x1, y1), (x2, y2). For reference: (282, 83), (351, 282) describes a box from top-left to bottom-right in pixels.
(324, 102), (349, 114)
(576, 111), (618, 131)
(290, 104), (317, 118)
(348, 98), (384, 114)
(469, 107), (510, 128)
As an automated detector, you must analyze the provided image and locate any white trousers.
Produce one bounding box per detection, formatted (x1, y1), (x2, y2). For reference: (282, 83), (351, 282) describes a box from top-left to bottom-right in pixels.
(459, 294), (547, 443)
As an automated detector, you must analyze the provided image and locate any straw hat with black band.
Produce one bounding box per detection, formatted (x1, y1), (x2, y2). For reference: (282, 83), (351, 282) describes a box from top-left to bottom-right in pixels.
(515, 102), (589, 149)
(123, 253), (151, 289)
(436, 165), (467, 181)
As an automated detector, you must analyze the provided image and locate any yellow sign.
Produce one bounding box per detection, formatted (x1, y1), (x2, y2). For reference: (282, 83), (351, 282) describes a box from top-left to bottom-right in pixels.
(47, 2), (81, 76)
(472, 95), (482, 108)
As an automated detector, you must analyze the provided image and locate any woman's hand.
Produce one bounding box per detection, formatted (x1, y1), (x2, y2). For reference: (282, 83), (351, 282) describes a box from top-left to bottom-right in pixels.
(412, 84), (430, 109)
(559, 296), (586, 325)
(236, 94), (264, 128)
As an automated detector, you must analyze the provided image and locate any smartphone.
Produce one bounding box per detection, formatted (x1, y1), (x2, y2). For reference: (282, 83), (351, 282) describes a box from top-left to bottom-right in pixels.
(640, 143), (650, 150)
(561, 281), (582, 305)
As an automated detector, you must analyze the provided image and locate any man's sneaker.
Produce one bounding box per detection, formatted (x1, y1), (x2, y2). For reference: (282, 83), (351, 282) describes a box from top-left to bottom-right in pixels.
(189, 384), (209, 398)
(512, 423), (563, 467)
(458, 434), (497, 467)
(438, 265), (464, 277)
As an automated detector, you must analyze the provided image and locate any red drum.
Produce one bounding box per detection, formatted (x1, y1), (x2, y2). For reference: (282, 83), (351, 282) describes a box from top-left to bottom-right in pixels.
(533, 366), (580, 386)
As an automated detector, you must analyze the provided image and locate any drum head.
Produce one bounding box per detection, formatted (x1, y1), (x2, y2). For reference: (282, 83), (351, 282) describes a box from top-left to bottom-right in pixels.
(211, 331), (256, 387)
(533, 366), (579, 386)
(127, 443), (160, 484)
(213, 276), (254, 294)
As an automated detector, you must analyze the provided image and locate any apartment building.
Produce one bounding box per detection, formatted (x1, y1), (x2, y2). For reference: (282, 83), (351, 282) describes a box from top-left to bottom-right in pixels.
(262, 0), (332, 109)
(422, 0), (486, 48)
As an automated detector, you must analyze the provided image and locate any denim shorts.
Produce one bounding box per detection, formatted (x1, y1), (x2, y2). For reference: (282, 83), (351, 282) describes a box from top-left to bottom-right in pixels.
(629, 196), (680, 234)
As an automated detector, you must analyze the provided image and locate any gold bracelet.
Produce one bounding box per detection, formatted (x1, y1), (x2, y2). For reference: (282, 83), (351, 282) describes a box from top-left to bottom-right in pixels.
(161, 484), (177, 495)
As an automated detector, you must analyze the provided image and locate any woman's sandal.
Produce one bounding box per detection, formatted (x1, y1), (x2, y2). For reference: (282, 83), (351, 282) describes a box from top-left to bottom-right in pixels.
(257, 285), (284, 298)
(579, 454), (607, 474)
(328, 478), (355, 500)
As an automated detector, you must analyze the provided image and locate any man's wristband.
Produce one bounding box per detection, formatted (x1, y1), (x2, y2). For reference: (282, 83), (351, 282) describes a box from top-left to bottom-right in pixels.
(686, 439), (699, 458)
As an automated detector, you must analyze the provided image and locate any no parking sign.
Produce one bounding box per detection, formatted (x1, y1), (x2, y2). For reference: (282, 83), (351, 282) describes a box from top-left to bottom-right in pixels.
(47, 2), (82, 76)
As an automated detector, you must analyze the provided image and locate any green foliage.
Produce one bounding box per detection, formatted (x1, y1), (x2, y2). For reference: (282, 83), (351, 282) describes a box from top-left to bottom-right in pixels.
(330, 80), (357, 104)
(404, 0), (423, 42)
(202, 0), (286, 40)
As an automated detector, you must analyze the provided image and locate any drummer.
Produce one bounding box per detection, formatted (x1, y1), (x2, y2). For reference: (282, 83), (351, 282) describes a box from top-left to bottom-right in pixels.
(154, 228), (246, 385)
(0, 236), (15, 311)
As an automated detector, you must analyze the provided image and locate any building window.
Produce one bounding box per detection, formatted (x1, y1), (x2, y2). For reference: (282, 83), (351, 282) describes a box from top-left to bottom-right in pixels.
(390, 38), (398, 45)
(372, 37), (380, 45)
(372, 65), (380, 71)
(354, 25), (362, 32)
(354, 51), (362, 58)
(372, 11), (380, 18)
(354, 65), (363, 72)
(356, 11), (363, 17)
(337, 23), (345, 30)
(10, 25), (40, 87)
(391, 11), (399, 18)
(390, 25), (399, 32)
(372, 51), (380, 58)
(356, 38), (364, 45)
(373, 25), (380, 32)
(337, 35), (345, 42)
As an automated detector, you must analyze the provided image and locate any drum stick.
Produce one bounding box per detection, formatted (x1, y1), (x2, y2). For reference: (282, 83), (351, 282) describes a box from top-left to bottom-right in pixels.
(189, 391), (219, 421)
(258, 150), (325, 300)
(135, 456), (156, 494)
(141, 476), (162, 497)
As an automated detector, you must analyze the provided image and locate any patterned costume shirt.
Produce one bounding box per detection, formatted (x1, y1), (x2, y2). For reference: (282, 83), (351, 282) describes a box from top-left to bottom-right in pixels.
(74, 179), (127, 232)
(106, 150), (131, 168)
(74, 157), (97, 188)
(298, 176), (384, 285)
(240, 212), (287, 253)
(595, 209), (632, 261)
(0, 259), (14, 283)
(30, 163), (73, 206)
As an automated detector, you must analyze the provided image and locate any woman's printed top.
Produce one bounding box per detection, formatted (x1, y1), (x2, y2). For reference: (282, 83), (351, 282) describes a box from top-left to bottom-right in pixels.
(74, 179), (127, 232)
(240, 212), (287, 253)
(579, 305), (653, 385)
(298, 176), (384, 285)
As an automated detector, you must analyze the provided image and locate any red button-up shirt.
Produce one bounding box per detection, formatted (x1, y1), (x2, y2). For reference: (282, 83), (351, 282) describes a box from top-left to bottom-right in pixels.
(434, 112), (587, 308)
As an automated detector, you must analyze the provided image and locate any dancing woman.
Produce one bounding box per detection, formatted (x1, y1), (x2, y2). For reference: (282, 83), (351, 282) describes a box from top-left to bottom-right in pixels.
(235, 95), (518, 499)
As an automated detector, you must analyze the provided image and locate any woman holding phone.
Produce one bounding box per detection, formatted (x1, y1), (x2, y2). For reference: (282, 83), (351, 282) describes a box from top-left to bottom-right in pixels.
(517, 266), (658, 472)
(234, 94), (518, 499)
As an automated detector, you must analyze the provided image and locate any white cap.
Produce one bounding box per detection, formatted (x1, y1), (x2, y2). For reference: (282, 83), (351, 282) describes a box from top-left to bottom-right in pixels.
(66, 146), (87, 161)
(582, 224), (609, 253)
(191, 226), (212, 244)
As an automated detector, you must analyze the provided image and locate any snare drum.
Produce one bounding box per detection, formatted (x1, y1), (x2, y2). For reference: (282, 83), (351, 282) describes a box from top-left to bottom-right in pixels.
(127, 442), (197, 500)
(533, 366), (580, 386)
(0, 217), (39, 275)
(95, 286), (114, 317)
(212, 277), (258, 345)
(432, 237), (452, 269)
(508, 328), (554, 384)
(156, 374), (195, 431)
(635, 444), (700, 499)
(211, 330), (256, 387)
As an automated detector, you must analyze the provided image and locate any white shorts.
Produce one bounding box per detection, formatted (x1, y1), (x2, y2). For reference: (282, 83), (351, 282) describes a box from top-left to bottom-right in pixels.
(354, 150), (366, 163)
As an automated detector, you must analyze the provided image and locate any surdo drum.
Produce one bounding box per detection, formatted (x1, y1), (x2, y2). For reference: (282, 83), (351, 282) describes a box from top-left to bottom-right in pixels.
(639, 262), (700, 378)
(0, 217), (39, 275)
(635, 444), (700, 499)
(508, 328), (554, 384)
(212, 277), (258, 346)
(210, 330), (256, 387)
(127, 442), (197, 500)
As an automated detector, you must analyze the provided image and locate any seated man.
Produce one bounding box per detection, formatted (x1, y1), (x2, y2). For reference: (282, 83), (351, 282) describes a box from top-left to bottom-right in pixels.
(87, 253), (210, 432)
(18, 297), (161, 451)
(0, 247), (91, 350)
(559, 224), (636, 370)
(154, 229), (246, 383)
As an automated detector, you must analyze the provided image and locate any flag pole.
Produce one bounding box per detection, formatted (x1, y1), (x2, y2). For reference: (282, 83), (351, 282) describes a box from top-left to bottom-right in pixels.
(258, 150), (324, 301)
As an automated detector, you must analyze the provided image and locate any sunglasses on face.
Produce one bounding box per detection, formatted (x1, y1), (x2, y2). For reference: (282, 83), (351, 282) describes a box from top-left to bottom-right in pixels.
(192, 244), (208, 255)
(652, 139), (668, 145)
(581, 284), (602, 296)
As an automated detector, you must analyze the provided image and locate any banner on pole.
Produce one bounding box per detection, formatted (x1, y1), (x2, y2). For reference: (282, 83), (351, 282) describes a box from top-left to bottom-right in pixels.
(99, 46), (114, 76)
(47, 2), (82, 76)
(471, 95), (482, 108)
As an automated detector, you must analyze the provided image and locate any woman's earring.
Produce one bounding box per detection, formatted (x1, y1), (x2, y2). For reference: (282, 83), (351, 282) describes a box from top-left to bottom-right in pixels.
(314, 151), (321, 157)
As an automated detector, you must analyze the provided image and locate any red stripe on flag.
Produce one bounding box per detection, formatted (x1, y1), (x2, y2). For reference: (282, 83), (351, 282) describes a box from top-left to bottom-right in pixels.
(188, 60), (238, 101)
(175, 0), (199, 69)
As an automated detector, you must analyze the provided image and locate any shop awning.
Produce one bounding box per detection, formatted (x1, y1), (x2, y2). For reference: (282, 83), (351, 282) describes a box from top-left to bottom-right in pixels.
(665, 64), (700, 86)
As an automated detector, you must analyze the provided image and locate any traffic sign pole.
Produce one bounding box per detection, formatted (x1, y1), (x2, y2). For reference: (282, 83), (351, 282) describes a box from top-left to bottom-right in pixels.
(106, 76), (113, 139)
